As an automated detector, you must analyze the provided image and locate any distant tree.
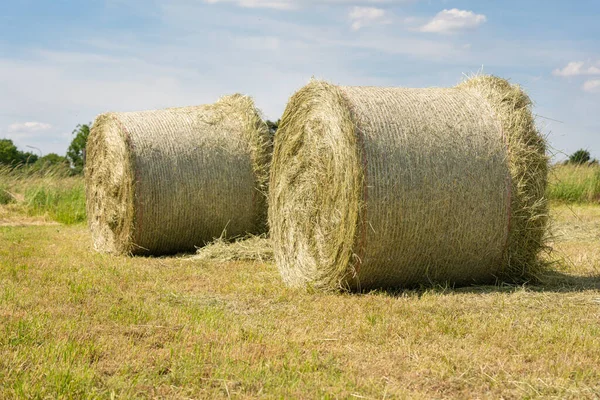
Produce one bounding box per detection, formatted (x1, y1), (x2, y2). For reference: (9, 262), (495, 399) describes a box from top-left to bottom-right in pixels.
(0, 139), (20, 164)
(35, 153), (68, 167)
(0, 138), (38, 165)
(569, 149), (591, 165)
(21, 152), (38, 164)
(266, 119), (279, 136)
(66, 124), (91, 174)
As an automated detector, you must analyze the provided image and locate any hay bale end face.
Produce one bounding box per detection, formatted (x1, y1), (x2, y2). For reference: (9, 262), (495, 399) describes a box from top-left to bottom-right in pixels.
(86, 95), (271, 255)
(269, 76), (548, 291)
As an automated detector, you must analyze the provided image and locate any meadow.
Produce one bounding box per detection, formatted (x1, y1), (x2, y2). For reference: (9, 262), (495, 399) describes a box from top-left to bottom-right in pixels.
(0, 164), (599, 398)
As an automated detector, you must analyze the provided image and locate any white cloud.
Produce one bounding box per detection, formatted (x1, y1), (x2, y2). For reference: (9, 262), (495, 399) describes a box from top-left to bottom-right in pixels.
(7, 122), (52, 133)
(420, 9), (486, 34)
(553, 61), (600, 77)
(349, 6), (389, 31)
(583, 79), (600, 93)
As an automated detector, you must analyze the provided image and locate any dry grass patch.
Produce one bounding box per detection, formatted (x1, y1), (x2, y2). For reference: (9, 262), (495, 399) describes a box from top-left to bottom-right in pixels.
(0, 205), (60, 227)
(194, 235), (273, 263)
(547, 203), (600, 278)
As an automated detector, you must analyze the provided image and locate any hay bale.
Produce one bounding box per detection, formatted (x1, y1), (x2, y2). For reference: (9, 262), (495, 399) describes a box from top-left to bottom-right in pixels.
(86, 95), (271, 255)
(269, 75), (548, 291)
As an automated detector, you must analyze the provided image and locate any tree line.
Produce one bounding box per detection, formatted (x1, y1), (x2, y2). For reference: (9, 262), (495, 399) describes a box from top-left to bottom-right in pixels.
(0, 124), (89, 174)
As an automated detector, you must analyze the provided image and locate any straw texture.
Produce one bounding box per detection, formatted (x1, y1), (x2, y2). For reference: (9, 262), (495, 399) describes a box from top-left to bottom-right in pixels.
(86, 95), (271, 255)
(194, 235), (273, 263)
(269, 76), (548, 291)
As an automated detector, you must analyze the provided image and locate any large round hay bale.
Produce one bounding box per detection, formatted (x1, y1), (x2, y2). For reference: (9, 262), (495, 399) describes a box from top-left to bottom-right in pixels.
(269, 76), (548, 291)
(86, 94), (271, 255)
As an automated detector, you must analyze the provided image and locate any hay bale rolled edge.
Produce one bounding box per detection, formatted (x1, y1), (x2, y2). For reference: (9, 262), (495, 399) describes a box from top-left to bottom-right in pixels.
(269, 76), (548, 291)
(85, 94), (272, 255)
(458, 76), (549, 280)
(85, 113), (136, 254)
(269, 82), (363, 290)
(216, 95), (273, 235)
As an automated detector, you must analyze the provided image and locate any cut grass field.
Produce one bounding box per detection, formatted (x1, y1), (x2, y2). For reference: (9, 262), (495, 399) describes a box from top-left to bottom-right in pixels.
(0, 206), (599, 397)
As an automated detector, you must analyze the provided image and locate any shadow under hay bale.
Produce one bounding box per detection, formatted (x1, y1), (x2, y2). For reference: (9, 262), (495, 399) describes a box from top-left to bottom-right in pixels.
(269, 75), (548, 292)
(86, 95), (271, 255)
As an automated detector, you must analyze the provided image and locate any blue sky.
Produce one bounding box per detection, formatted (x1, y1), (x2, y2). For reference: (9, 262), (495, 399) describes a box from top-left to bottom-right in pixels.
(1, 0), (599, 160)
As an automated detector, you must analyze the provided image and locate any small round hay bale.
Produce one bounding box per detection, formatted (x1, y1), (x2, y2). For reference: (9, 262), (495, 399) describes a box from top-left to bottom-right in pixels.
(86, 95), (271, 255)
(269, 76), (548, 291)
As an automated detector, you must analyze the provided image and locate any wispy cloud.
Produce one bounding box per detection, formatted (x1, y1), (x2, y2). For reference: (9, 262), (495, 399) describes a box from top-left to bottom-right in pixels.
(553, 61), (600, 77)
(583, 79), (600, 93)
(420, 9), (486, 34)
(7, 121), (52, 133)
(349, 7), (389, 31)
(204, 0), (296, 10)
(202, 0), (406, 11)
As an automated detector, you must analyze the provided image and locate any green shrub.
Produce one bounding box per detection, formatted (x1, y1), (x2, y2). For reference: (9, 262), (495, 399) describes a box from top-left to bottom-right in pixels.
(568, 149), (592, 165)
(0, 185), (14, 205)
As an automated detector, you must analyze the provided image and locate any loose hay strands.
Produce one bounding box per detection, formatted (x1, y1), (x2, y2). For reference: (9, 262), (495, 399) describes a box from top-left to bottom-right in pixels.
(86, 95), (271, 255)
(269, 75), (549, 292)
(194, 235), (273, 263)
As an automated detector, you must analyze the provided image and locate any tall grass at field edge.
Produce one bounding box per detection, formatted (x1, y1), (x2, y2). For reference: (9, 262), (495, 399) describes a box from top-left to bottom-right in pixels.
(548, 164), (600, 204)
(0, 164), (86, 224)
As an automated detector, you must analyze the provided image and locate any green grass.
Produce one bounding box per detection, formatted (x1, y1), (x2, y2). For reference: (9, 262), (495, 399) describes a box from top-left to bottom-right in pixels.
(548, 164), (600, 204)
(24, 184), (86, 224)
(0, 164), (85, 224)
